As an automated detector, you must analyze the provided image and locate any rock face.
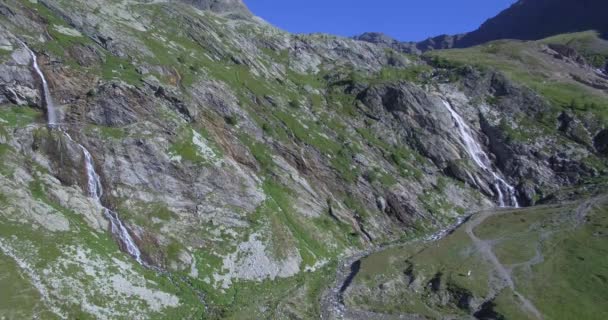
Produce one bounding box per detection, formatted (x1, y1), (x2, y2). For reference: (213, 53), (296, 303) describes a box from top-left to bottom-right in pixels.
(595, 129), (608, 155)
(176, 0), (252, 17)
(353, 32), (421, 55)
(0, 0), (606, 318)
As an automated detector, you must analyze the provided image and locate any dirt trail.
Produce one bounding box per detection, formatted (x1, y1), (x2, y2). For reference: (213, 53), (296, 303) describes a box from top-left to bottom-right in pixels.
(464, 209), (544, 320)
(573, 196), (602, 226)
(320, 196), (606, 320)
(320, 216), (470, 320)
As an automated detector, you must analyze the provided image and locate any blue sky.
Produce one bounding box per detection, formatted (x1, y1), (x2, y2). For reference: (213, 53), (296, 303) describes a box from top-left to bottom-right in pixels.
(244, 0), (516, 41)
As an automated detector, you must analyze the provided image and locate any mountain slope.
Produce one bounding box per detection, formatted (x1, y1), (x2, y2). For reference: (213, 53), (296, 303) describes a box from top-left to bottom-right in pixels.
(358, 0), (608, 54)
(176, 0), (252, 18)
(455, 0), (608, 48)
(345, 195), (608, 319)
(0, 0), (606, 318)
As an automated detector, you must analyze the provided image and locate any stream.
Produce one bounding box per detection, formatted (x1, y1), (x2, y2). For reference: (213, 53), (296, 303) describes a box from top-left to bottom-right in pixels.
(21, 41), (145, 266)
(320, 99), (525, 318)
(442, 99), (519, 208)
(320, 215), (471, 320)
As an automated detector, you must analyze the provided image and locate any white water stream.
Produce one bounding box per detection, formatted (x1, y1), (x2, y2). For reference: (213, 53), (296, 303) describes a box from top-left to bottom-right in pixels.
(442, 100), (519, 208)
(22, 41), (144, 264)
(20, 42), (58, 126)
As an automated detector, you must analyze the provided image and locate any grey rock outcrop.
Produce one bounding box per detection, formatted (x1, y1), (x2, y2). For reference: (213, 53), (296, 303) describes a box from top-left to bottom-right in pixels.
(177, 0), (252, 18)
(353, 32), (420, 55)
(594, 129), (608, 155)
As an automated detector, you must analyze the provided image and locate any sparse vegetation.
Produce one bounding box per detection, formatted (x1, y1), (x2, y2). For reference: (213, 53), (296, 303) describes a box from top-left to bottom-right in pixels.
(1, 0), (607, 319)
(427, 34), (608, 122)
(347, 199), (608, 319)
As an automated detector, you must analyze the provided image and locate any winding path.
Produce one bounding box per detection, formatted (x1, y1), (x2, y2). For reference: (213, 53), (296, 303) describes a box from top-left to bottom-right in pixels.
(320, 197), (606, 319)
(464, 210), (544, 320)
(320, 216), (470, 320)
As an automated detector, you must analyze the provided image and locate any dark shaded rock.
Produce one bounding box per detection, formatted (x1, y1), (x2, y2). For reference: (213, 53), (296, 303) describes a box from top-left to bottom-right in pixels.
(447, 284), (473, 311)
(594, 129), (608, 155)
(518, 180), (539, 206)
(558, 112), (593, 146)
(462, 70), (549, 115)
(571, 73), (608, 90)
(356, 82), (461, 167)
(428, 272), (442, 292)
(474, 300), (506, 320)
(417, 34), (464, 51)
(385, 191), (418, 226)
(547, 43), (587, 65)
(479, 115), (514, 172)
(549, 154), (598, 184)
(153, 86), (192, 122)
(0, 3), (15, 17)
(0, 83), (40, 107)
(86, 82), (152, 127)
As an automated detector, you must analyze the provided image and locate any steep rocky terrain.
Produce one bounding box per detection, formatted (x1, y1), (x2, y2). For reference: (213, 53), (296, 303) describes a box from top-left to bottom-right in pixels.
(0, 0), (606, 319)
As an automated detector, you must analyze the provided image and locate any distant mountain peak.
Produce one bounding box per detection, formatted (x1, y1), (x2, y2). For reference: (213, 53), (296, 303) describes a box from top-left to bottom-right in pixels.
(455, 0), (608, 48)
(357, 0), (608, 52)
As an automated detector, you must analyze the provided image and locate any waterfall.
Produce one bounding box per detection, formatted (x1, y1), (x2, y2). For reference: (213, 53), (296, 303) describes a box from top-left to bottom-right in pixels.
(20, 41), (59, 126)
(21, 40), (145, 264)
(442, 99), (519, 208)
(68, 132), (144, 265)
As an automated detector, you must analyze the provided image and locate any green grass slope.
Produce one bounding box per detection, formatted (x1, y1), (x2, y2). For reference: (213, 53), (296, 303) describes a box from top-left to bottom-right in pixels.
(427, 31), (608, 123)
(346, 195), (608, 319)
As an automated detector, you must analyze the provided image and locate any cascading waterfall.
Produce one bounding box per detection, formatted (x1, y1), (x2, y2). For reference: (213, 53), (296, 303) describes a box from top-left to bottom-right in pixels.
(442, 99), (519, 208)
(64, 132), (144, 265)
(21, 40), (145, 264)
(83, 146), (143, 264)
(19, 41), (58, 126)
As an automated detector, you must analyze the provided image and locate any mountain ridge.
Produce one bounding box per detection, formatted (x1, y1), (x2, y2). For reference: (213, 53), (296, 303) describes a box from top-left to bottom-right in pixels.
(176, 0), (252, 18)
(356, 0), (608, 53)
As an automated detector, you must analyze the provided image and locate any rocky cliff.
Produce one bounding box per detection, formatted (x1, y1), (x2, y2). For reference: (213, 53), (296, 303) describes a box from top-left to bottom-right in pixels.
(176, 0), (252, 18)
(0, 0), (606, 318)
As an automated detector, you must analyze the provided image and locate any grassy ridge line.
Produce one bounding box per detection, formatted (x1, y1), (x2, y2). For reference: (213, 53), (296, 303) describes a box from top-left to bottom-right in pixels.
(426, 32), (608, 123)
